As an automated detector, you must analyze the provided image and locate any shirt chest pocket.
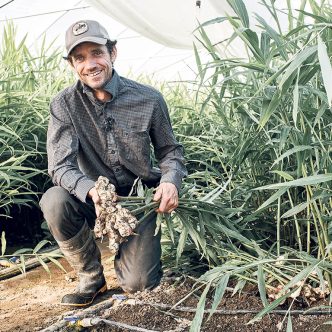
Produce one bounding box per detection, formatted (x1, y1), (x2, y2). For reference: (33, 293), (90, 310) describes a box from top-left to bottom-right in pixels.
(114, 127), (151, 163)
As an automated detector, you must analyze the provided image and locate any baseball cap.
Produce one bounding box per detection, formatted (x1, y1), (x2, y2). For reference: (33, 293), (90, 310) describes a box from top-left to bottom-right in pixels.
(65, 20), (113, 56)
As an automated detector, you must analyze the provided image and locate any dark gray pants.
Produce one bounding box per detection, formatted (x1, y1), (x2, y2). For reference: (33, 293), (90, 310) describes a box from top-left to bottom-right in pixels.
(40, 186), (162, 293)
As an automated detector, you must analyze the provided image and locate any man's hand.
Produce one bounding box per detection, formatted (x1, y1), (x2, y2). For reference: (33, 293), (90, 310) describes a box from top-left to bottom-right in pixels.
(88, 187), (101, 217)
(153, 182), (178, 213)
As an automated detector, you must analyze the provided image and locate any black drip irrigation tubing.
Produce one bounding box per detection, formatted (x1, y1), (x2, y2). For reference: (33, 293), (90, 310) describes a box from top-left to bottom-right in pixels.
(41, 296), (332, 332)
(40, 298), (160, 332)
(40, 300), (115, 332)
(135, 300), (332, 316)
(0, 246), (61, 280)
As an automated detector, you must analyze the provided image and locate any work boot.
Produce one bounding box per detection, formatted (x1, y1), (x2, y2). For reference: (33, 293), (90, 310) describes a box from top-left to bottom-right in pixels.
(58, 222), (107, 307)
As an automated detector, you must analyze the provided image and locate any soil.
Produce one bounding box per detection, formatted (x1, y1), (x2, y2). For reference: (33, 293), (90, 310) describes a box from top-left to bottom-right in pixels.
(1, 242), (332, 332)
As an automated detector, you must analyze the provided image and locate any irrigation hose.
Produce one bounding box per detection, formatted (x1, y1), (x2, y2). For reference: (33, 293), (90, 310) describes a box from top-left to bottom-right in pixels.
(42, 317), (158, 332)
(41, 295), (332, 332)
(134, 300), (332, 316)
(40, 298), (158, 332)
(0, 247), (61, 281)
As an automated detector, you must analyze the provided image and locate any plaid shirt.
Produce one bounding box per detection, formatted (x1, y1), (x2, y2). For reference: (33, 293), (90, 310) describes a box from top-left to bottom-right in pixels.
(47, 70), (187, 202)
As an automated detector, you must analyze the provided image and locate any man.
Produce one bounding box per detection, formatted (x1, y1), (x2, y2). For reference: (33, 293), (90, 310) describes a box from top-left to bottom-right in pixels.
(40, 20), (187, 307)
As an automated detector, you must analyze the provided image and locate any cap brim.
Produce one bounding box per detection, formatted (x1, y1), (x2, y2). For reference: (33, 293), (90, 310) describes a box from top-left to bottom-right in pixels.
(67, 36), (108, 56)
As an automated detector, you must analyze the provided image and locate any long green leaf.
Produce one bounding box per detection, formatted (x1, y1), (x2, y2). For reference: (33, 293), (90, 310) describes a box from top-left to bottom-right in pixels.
(189, 282), (211, 332)
(279, 46), (317, 92)
(249, 287), (299, 323)
(255, 174), (332, 190)
(281, 202), (308, 218)
(1, 231), (6, 256)
(258, 265), (268, 307)
(259, 89), (281, 128)
(317, 36), (332, 108)
(271, 145), (313, 167)
(47, 256), (66, 273)
(256, 187), (288, 211)
(176, 225), (188, 265)
(33, 240), (51, 254)
(37, 256), (50, 274)
(292, 69), (299, 127)
(270, 170), (294, 181)
(286, 314), (293, 332)
(208, 273), (230, 320)
(227, 0), (249, 28)
(20, 254), (26, 274)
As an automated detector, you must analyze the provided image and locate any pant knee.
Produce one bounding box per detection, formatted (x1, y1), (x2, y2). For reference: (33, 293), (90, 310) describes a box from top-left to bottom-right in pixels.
(115, 256), (163, 293)
(119, 272), (161, 293)
(40, 186), (86, 241)
(40, 187), (71, 227)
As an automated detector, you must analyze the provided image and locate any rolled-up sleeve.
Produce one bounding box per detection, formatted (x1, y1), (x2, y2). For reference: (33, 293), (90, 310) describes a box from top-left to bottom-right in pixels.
(150, 94), (187, 193)
(47, 97), (95, 202)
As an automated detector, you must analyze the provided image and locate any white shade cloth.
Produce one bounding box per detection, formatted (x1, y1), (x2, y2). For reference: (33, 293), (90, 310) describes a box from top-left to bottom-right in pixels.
(86, 0), (240, 55)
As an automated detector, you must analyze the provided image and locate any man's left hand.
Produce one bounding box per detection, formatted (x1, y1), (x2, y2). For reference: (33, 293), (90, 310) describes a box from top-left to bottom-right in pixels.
(153, 182), (178, 213)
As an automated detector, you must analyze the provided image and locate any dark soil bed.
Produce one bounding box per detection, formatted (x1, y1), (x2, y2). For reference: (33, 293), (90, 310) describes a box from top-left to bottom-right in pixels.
(61, 278), (332, 332)
(1, 242), (332, 332)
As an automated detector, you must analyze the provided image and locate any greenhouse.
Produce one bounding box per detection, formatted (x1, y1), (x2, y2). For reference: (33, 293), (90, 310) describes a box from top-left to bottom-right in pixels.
(1, 0), (332, 331)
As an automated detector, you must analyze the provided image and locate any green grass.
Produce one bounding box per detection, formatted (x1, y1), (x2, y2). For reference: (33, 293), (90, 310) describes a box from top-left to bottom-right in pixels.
(0, 22), (73, 217)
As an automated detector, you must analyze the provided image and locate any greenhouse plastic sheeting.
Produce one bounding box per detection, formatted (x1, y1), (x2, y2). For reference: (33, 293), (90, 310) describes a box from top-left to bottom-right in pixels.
(86, 0), (237, 50)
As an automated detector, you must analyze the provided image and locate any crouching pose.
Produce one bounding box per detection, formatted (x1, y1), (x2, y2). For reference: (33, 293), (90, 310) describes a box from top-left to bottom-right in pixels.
(40, 20), (186, 307)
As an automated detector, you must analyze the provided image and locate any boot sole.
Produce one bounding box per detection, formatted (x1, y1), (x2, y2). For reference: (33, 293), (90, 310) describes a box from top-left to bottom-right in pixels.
(60, 283), (108, 307)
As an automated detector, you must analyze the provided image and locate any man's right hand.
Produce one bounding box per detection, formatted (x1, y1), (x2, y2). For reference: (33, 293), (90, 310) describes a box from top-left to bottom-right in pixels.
(88, 187), (101, 217)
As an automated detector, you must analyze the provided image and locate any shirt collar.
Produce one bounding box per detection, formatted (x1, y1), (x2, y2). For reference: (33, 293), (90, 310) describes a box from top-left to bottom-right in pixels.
(82, 69), (121, 103)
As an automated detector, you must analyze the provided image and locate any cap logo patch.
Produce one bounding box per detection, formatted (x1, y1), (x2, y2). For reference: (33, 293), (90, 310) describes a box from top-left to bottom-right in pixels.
(72, 22), (88, 36)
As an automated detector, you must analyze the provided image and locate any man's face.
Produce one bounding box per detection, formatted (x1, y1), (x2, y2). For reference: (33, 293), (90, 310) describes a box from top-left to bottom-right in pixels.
(70, 42), (116, 90)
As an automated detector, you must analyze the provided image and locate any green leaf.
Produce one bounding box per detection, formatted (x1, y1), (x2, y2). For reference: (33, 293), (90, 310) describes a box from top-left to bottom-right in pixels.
(144, 187), (154, 205)
(137, 179), (145, 197)
(164, 213), (175, 244)
(279, 46), (317, 92)
(258, 265), (268, 307)
(154, 213), (163, 236)
(249, 287), (299, 323)
(271, 145), (313, 167)
(232, 279), (246, 296)
(47, 256), (67, 273)
(20, 254), (26, 274)
(216, 223), (252, 245)
(1, 231), (6, 256)
(227, 0), (249, 28)
(0, 125), (21, 140)
(286, 314), (293, 332)
(292, 69), (299, 127)
(317, 36), (332, 108)
(255, 14), (288, 60)
(270, 170), (294, 181)
(37, 256), (50, 274)
(199, 17), (230, 28)
(201, 177), (232, 203)
(256, 187), (288, 211)
(281, 202), (308, 218)
(279, 126), (291, 153)
(283, 265), (314, 293)
(259, 89), (281, 129)
(13, 248), (32, 255)
(208, 274), (230, 320)
(193, 43), (203, 81)
(314, 267), (326, 295)
(176, 226), (188, 265)
(33, 240), (51, 254)
(189, 282), (211, 332)
(255, 174), (332, 190)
